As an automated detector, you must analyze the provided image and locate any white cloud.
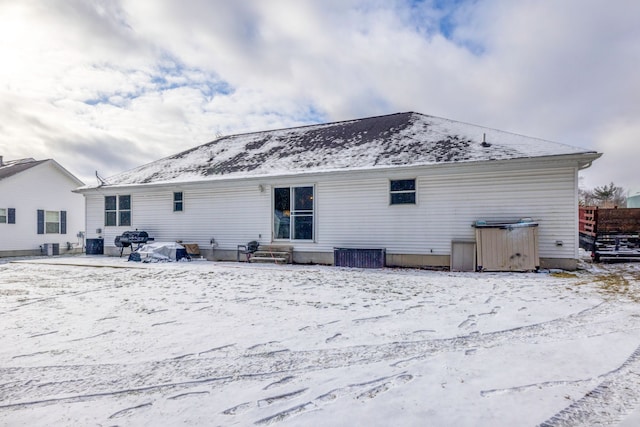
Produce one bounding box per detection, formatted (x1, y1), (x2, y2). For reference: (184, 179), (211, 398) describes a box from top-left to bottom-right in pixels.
(0, 0), (638, 191)
(587, 118), (640, 192)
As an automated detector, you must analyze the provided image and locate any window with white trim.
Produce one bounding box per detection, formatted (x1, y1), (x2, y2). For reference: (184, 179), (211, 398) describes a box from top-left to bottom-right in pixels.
(0, 208), (14, 224)
(45, 211), (60, 233)
(390, 179), (416, 205)
(173, 192), (183, 212)
(105, 195), (131, 226)
(274, 186), (314, 240)
(36, 209), (65, 234)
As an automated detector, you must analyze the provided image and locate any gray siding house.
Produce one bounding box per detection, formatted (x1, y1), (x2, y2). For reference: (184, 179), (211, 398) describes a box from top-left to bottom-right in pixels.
(76, 112), (601, 269)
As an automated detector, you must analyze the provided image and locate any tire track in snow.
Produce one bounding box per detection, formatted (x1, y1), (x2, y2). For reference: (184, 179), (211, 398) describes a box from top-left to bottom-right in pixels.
(1, 302), (636, 412)
(538, 344), (640, 427)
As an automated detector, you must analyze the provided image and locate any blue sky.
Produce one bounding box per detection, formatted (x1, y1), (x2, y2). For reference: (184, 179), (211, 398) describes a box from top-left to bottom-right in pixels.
(0, 0), (638, 193)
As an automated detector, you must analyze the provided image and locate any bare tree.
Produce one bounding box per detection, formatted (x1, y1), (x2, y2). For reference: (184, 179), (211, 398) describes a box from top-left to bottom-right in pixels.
(587, 182), (627, 207)
(579, 187), (596, 206)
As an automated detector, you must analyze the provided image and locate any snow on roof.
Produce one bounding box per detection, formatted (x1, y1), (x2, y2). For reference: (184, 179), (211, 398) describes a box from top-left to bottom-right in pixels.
(0, 158), (47, 181)
(88, 112), (598, 189)
(0, 158), (84, 186)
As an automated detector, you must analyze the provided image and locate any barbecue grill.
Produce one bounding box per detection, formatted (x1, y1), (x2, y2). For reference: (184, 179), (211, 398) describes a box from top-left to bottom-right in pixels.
(115, 230), (153, 256)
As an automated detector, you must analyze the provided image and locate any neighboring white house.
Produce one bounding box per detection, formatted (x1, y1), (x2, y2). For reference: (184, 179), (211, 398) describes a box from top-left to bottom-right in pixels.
(0, 157), (85, 257)
(75, 112), (601, 269)
(627, 190), (640, 208)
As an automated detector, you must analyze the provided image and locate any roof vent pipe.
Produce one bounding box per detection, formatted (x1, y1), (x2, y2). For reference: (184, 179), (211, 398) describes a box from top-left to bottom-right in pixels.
(481, 133), (491, 147)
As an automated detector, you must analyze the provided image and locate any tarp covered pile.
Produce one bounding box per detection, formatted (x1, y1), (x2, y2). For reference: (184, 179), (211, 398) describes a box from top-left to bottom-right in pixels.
(129, 242), (189, 262)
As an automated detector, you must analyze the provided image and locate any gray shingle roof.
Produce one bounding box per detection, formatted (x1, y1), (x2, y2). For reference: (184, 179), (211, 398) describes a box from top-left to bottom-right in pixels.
(0, 159), (46, 181)
(93, 112), (599, 188)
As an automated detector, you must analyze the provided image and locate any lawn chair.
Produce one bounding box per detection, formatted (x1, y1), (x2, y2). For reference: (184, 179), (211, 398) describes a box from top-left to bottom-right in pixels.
(237, 240), (260, 262)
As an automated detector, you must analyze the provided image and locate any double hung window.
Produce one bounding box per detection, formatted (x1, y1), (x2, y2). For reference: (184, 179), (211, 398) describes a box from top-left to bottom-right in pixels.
(173, 192), (183, 212)
(0, 208), (14, 224)
(105, 195), (131, 226)
(45, 211), (60, 233)
(36, 210), (66, 234)
(390, 179), (416, 205)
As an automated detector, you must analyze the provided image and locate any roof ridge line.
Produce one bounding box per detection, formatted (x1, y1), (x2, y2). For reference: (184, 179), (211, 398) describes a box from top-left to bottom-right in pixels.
(214, 111), (415, 143)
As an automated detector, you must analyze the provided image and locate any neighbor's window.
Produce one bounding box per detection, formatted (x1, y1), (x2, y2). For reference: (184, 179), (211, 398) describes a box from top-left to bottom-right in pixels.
(390, 179), (416, 205)
(274, 186), (314, 240)
(0, 208), (15, 224)
(45, 211), (60, 233)
(173, 192), (183, 212)
(37, 210), (65, 234)
(105, 195), (131, 226)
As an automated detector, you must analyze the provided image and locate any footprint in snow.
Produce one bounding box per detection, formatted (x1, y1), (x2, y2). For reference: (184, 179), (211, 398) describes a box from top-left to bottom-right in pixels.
(356, 374), (414, 401)
(168, 391), (210, 400)
(412, 329), (436, 335)
(253, 374), (414, 425)
(257, 388), (308, 408)
(247, 341), (280, 351)
(325, 333), (343, 343)
(222, 402), (252, 415)
(458, 315), (477, 328)
(263, 376), (296, 390)
(108, 402), (152, 419)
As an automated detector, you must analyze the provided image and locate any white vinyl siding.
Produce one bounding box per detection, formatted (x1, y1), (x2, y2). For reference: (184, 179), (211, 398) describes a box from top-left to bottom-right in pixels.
(419, 168), (577, 258)
(316, 177), (426, 253)
(85, 194), (104, 236)
(83, 160), (580, 261)
(0, 161), (84, 253)
(314, 164), (578, 259)
(88, 183), (270, 250)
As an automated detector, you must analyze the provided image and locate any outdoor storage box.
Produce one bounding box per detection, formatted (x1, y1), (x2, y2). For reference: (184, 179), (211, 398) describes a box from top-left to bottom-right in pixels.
(473, 219), (539, 272)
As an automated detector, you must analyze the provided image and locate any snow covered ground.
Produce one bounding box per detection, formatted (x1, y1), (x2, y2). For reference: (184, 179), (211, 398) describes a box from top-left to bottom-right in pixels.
(1, 256), (639, 426)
